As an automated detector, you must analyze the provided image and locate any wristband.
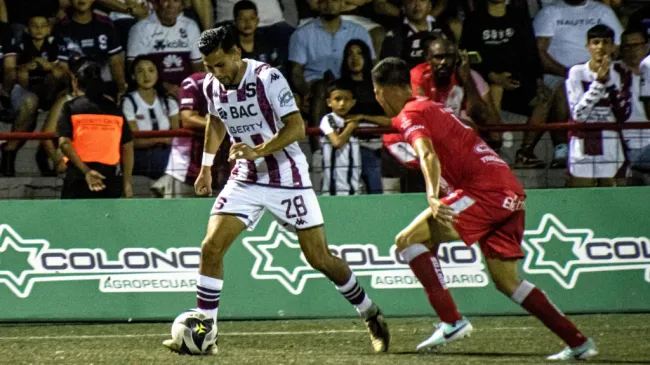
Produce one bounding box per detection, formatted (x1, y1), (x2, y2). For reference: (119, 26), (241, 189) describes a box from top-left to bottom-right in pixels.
(202, 152), (216, 167)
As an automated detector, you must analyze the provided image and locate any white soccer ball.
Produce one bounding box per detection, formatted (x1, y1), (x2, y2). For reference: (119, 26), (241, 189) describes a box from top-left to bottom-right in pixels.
(169, 309), (218, 355)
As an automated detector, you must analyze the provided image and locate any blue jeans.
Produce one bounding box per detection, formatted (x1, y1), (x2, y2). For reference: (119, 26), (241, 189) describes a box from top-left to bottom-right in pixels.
(361, 147), (383, 194)
(628, 146), (650, 172)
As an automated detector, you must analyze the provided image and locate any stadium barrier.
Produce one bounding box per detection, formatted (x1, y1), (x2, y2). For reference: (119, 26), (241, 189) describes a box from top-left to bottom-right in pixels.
(0, 188), (649, 322)
(1, 121), (650, 199)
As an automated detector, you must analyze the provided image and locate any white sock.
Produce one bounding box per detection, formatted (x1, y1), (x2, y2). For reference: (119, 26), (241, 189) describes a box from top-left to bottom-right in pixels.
(336, 273), (374, 316)
(197, 275), (223, 323)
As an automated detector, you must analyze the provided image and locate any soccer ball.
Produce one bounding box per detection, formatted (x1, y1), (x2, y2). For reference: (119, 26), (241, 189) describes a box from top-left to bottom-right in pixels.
(169, 309), (218, 355)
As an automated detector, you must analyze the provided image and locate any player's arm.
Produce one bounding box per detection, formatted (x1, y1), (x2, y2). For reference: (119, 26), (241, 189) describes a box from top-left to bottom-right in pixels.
(347, 114), (392, 127)
(202, 113), (227, 162)
(535, 37), (568, 77)
(412, 137), (441, 200)
(566, 67), (603, 123)
(250, 111), (305, 158)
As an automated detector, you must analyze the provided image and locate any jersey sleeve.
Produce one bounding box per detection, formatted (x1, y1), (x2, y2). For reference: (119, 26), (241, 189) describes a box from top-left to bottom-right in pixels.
(106, 22), (123, 56)
(188, 20), (202, 61)
(262, 68), (299, 118)
(288, 30), (307, 64)
(320, 114), (334, 135)
(126, 21), (144, 60)
(410, 65), (425, 96)
(168, 98), (180, 116)
(640, 56), (650, 100)
(398, 111), (432, 147)
(202, 75), (218, 116)
(565, 66), (604, 122)
(121, 96), (137, 121)
(57, 102), (73, 138)
(532, 6), (555, 37)
(179, 76), (201, 111)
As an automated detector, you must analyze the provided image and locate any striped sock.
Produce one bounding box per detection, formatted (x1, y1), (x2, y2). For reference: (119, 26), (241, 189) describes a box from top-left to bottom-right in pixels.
(336, 273), (373, 316)
(196, 275), (222, 322)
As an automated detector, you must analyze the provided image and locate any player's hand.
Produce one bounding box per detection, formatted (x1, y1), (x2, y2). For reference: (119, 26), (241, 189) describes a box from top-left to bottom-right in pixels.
(195, 169), (213, 197)
(457, 50), (472, 84)
(596, 54), (611, 83)
(229, 142), (260, 162)
(85, 170), (106, 192)
(428, 195), (458, 225)
(488, 72), (520, 90)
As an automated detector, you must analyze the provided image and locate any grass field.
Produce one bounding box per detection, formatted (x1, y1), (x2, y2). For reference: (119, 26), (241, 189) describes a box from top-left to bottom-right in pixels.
(1, 314), (649, 365)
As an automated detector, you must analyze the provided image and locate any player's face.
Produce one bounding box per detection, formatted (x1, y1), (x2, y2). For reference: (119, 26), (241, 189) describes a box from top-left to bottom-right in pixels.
(404, 0), (431, 22)
(156, 0), (183, 25)
(587, 37), (614, 63)
(27, 17), (51, 41)
(235, 9), (258, 36)
(373, 85), (398, 117)
(133, 60), (159, 90)
(346, 45), (364, 74)
(622, 33), (649, 68)
(428, 42), (457, 80)
(71, 0), (94, 13)
(202, 47), (242, 87)
(327, 89), (356, 116)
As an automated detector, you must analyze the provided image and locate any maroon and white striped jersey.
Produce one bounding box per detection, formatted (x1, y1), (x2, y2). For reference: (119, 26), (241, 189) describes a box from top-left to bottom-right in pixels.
(203, 59), (311, 188)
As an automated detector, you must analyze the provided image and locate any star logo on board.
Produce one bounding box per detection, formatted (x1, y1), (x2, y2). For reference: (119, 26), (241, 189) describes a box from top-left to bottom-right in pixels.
(0, 225), (48, 297)
(242, 222), (322, 295)
(522, 214), (650, 289)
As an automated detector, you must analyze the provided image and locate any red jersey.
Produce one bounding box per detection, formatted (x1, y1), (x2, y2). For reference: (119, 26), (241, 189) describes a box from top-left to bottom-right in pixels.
(392, 98), (524, 195)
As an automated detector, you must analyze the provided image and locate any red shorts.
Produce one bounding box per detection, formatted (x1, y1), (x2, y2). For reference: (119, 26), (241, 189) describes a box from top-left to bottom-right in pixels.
(442, 189), (526, 260)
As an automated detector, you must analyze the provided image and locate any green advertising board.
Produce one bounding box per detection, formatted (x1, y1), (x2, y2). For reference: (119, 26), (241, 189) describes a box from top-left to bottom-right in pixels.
(0, 187), (649, 322)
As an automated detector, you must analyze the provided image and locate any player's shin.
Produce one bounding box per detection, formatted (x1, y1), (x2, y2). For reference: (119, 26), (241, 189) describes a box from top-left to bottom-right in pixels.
(511, 280), (586, 348)
(400, 243), (462, 323)
(197, 275), (223, 323)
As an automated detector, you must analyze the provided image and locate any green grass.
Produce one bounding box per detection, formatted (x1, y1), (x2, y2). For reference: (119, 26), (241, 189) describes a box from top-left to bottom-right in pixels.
(0, 314), (649, 365)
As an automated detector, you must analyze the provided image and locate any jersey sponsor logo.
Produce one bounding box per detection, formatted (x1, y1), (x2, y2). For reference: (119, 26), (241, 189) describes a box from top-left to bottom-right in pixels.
(163, 54), (184, 70)
(242, 222), (489, 295)
(403, 124), (425, 139)
(228, 121), (264, 135)
(0, 225), (200, 298)
(225, 104), (259, 119)
(522, 214), (650, 289)
(278, 88), (295, 107)
(153, 38), (190, 51)
(217, 107), (228, 120)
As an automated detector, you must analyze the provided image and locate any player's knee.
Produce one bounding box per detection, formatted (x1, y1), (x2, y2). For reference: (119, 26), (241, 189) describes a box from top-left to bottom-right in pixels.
(200, 236), (227, 262)
(491, 274), (520, 297)
(394, 231), (413, 251)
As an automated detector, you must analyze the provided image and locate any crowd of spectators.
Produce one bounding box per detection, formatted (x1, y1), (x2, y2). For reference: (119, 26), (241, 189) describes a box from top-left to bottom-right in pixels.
(0, 0), (649, 198)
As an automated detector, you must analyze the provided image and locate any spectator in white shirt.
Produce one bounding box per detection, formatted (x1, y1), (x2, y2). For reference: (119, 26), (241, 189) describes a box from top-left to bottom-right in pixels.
(565, 24), (631, 187)
(626, 26), (650, 177)
(534, 0), (623, 168)
(122, 55), (180, 180)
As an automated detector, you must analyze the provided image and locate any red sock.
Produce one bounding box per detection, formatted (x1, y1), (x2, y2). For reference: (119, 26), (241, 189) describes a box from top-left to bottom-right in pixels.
(516, 282), (586, 348)
(408, 251), (462, 323)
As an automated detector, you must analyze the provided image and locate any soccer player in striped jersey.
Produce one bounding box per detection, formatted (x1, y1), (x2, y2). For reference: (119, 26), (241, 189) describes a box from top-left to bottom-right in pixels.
(162, 25), (389, 355)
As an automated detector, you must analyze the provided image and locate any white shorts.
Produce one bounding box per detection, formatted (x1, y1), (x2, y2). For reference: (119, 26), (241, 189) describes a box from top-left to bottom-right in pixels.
(211, 180), (324, 232)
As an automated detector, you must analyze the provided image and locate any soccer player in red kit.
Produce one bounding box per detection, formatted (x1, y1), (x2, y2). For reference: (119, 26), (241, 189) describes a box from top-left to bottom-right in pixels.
(353, 57), (598, 360)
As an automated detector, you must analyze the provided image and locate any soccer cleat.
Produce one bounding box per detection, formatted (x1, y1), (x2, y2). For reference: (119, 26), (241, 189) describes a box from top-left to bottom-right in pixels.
(547, 338), (598, 361)
(363, 304), (390, 353)
(416, 317), (473, 351)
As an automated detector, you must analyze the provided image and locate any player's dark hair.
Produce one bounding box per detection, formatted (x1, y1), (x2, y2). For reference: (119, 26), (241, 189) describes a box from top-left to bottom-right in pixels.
(587, 24), (615, 41)
(233, 0), (257, 19)
(371, 57), (411, 87)
(198, 25), (238, 55)
(622, 24), (649, 43)
(340, 39), (373, 84)
(74, 61), (105, 101)
(327, 79), (355, 97)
